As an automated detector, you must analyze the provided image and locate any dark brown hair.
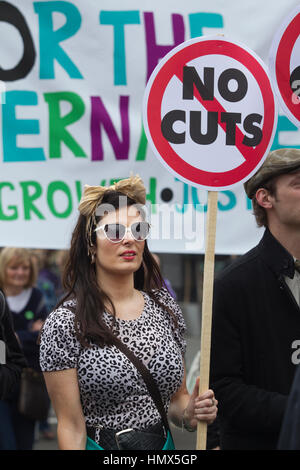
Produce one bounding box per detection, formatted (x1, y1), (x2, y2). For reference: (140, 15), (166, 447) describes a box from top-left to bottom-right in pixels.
(58, 191), (178, 348)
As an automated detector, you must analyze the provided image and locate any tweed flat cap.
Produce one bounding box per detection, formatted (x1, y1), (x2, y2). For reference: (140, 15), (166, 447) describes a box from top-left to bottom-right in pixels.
(244, 148), (300, 199)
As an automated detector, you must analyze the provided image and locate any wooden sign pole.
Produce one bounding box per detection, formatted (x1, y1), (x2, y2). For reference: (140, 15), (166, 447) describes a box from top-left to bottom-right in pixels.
(196, 190), (218, 450)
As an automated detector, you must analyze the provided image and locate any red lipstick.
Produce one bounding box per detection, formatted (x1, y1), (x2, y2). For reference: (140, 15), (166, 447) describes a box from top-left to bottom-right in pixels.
(121, 250), (136, 260)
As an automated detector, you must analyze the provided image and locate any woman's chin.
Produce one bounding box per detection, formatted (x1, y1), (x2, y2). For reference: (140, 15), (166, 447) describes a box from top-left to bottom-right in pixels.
(99, 262), (140, 276)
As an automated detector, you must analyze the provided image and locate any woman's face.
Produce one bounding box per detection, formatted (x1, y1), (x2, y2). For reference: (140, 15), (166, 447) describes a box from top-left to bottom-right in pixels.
(94, 205), (146, 278)
(5, 257), (31, 289)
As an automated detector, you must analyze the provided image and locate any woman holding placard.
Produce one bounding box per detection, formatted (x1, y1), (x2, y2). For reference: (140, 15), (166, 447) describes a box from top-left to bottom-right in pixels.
(39, 175), (217, 450)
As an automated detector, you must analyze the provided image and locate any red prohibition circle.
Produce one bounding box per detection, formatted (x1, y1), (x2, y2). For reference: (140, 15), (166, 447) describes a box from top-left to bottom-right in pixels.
(146, 39), (276, 188)
(275, 12), (300, 123)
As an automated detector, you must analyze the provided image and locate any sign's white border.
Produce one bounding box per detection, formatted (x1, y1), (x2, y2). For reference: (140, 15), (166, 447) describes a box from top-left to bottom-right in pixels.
(269, 4), (300, 128)
(143, 35), (278, 191)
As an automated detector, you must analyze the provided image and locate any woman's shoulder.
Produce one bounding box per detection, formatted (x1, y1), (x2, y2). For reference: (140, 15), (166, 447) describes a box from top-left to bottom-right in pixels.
(29, 286), (46, 301)
(149, 287), (183, 319)
(43, 299), (77, 328)
(26, 286), (45, 308)
(151, 286), (177, 305)
(39, 299), (81, 371)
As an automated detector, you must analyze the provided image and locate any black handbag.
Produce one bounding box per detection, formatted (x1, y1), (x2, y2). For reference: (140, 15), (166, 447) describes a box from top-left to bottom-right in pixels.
(14, 290), (49, 420)
(86, 335), (175, 451)
(18, 367), (50, 421)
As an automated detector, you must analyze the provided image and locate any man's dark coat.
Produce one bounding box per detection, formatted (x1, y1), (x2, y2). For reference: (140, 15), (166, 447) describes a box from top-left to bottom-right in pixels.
(210, 228), (300, 449)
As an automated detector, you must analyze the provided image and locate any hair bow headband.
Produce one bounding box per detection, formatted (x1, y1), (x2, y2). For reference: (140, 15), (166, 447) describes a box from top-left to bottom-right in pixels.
(78, 174), (146, 218)
(78, 175), (146, 256)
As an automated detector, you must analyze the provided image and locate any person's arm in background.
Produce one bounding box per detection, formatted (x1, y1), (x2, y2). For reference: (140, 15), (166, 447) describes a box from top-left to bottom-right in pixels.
(0, 295), (27, 400)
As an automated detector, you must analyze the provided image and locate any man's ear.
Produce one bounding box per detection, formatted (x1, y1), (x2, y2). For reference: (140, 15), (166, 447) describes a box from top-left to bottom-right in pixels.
(255, 188), (273, 209)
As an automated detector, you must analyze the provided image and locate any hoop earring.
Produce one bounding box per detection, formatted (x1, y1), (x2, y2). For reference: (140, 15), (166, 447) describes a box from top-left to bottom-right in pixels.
(90, 252), (96, 264)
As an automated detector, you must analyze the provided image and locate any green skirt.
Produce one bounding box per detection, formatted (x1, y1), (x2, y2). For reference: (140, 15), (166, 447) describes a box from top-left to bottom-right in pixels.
(86, 430), (175, 450)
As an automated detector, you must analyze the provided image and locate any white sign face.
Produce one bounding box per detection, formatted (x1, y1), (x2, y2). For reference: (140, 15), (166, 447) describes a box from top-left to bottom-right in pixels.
(143, 35), (278, 191)
(269, 5), (300, 127)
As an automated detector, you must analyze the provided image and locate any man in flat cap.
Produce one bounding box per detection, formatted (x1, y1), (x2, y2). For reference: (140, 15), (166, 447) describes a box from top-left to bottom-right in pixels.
(210, 148), (300, 450)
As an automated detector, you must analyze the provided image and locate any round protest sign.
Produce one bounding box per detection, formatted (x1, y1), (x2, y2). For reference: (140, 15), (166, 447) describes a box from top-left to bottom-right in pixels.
(269, 5), (300, 128)
(143, 36), (277, 191)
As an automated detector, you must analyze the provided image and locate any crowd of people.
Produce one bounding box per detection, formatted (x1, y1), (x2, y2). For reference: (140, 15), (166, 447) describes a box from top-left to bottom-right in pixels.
(1, 147), (300, 450)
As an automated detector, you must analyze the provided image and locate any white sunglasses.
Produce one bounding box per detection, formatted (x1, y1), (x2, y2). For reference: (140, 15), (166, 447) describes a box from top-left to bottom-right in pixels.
(95, 222), (150, 243)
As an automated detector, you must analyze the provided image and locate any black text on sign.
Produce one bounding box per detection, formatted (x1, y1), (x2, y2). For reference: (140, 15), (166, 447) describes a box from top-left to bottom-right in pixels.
(161, 66), (263, 146)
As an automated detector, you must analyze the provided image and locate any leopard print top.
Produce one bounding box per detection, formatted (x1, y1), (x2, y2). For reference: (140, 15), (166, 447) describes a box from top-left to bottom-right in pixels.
(39, 288), (186, 438)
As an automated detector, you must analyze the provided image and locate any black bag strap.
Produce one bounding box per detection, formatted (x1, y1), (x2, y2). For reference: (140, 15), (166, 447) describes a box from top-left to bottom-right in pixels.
(0, 291), (6, 344)
(0, 290), (5, 322)
(110, 335), (170, 433)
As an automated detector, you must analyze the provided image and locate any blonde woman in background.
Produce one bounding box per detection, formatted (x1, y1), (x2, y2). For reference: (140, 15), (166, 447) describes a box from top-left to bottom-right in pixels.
(0, 247), (48, 450)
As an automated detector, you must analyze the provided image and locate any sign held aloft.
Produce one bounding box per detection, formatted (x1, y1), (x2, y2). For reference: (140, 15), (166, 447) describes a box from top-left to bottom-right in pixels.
(143, 35), (278, 191)
(143, 35), (277, 450)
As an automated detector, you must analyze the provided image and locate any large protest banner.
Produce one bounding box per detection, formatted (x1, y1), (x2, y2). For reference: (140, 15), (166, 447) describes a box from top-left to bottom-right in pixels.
(0, 0), (300, 253)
